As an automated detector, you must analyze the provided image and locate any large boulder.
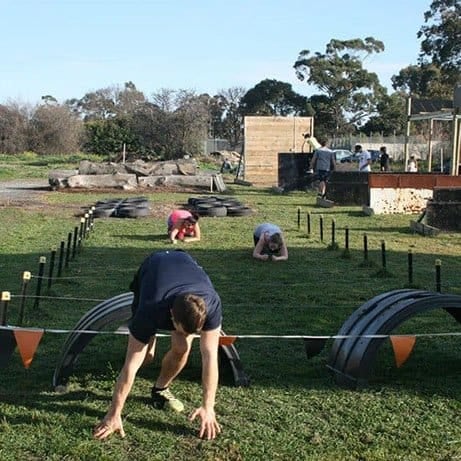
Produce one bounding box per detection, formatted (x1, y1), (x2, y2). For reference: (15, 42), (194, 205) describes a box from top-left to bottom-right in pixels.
(48, 169), (79, 189)
(139, 173), (225, 192)
(67, 173), (138, 190)
(78, 160), (128, 175)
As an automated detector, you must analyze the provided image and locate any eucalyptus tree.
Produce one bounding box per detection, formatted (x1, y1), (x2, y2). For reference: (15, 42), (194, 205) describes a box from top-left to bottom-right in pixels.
(294, 37), (386, 135)
(240, 79), (308, 116)
(392, 0), (461, 98)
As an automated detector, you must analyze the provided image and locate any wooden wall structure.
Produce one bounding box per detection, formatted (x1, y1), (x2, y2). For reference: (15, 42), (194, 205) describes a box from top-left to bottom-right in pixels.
(243, 116), (314, 187)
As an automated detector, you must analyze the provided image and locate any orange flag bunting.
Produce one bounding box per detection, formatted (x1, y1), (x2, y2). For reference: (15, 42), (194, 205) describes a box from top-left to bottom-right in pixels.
(389, 335), (416, 368)
(219, 335), (237, 347)
(13, 329), (44, 369)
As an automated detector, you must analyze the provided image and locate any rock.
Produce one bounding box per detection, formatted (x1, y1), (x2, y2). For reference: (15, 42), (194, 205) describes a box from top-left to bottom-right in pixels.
(67, 173), (138, 190)
(48, 169), (79, 189)
(79, 160), (127, 175)
(139, 173), (226, 191)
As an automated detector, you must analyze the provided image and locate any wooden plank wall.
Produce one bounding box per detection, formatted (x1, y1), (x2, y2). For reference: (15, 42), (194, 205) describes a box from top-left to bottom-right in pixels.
(244, 116), (314, 186)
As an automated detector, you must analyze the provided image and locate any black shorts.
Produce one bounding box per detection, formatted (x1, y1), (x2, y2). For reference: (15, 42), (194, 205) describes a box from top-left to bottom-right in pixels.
(316, 170), (330, 182)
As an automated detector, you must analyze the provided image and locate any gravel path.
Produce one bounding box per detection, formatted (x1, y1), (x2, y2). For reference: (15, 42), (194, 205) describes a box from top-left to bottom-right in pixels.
(0, 179), (50, 204)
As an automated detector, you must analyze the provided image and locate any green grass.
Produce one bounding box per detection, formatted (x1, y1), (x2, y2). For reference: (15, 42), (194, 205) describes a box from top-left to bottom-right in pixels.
(1, 159), (461, 460)
(0, 153), (104, 180)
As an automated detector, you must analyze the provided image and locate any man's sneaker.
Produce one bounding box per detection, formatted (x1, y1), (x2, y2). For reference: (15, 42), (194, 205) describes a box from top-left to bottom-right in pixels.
(151, 387), (184, 412)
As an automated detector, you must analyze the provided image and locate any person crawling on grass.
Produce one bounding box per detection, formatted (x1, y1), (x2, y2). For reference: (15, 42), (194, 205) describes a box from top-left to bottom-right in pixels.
(252, 222), (288, 262)
(93, 250), (222, 441)
(167, 209), (201, 244)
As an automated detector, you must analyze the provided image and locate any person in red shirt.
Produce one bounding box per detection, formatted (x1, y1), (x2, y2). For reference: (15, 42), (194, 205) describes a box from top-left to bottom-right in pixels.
(167, 209), (201, 243)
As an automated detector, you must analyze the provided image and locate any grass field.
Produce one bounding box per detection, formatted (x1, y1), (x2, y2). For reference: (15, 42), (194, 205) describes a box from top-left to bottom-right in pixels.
(1, 155), (461, 460)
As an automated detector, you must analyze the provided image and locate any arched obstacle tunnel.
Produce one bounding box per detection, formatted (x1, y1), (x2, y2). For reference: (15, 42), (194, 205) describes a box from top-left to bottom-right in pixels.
(53, 292), (249, 390)
(328, 289), (461, 389)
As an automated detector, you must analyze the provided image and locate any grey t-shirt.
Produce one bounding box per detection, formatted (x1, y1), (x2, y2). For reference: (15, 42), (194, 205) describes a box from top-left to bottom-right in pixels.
(312, 147), (335, 171)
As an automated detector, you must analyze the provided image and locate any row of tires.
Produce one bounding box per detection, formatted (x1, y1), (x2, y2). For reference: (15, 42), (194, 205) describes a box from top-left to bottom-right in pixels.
(187, 196), (252, 217)
(91, 197), (150, 218)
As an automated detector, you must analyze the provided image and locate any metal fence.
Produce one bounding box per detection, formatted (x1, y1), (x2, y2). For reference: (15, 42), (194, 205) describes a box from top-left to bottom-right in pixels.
(331, 134), (452, 163)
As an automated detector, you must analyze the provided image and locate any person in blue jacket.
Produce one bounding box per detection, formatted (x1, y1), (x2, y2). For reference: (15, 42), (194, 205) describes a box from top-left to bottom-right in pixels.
(94, 250), (222, 441)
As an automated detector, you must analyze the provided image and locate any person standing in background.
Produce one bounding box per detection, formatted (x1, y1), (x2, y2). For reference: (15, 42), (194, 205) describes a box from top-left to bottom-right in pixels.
(408, 155), (418, 172)
(356, 145), (371, 172)
(379, 146), (390, 172)
(311, 138), (336, 198)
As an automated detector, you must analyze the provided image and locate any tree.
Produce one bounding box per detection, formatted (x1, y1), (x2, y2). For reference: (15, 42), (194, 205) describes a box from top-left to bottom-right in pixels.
(214, 87), (246, 149)
(66, 81), (146, 121)
(307, 95), (340, 139)
(0, 101), (30, 154)
(361, 92), (407, 136)
(29, 103), (83, 155)
(391, 63), (449, 97)
(294, 38), (386, 135)
(392, 0), (461, 98)
(83, 117), (139, 157)
(419, 0), (461, 73)
(240, 79), (308, 116)
(134, 89), (212, 159)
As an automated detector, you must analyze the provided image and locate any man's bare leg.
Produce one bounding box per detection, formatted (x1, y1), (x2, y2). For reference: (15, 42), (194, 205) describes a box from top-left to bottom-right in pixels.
(141, 336), (157, 367)
(155, 331), (194, 388)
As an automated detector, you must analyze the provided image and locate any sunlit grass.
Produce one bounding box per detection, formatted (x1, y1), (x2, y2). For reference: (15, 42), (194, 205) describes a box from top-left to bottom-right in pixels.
(0, 157), (461, 460)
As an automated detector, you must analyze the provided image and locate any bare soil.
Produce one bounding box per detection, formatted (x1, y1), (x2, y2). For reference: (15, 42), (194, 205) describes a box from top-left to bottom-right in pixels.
(0, 179), (200, 219)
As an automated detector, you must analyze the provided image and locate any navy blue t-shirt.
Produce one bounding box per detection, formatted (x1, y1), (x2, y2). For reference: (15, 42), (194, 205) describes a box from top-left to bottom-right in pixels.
(129, 250), (222, 344)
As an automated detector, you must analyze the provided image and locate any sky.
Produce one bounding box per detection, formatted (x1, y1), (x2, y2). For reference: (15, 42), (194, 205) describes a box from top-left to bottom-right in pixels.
(2, 0), (431, 105)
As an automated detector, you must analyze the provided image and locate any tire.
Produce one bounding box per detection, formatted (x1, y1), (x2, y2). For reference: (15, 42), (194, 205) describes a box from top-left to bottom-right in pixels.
(227, 206), (252, 217)
(220, 200), (242, 208)
(95, 199), (122, 207)
(123, 197), (149, 205)
(117, 205), (150, 218)
(188, 197), (200, 206)
(206, 206), (228, 217)
(93, 206), (116, 218)
(196, 203), (215, 212)
(196, 208), (211, 217)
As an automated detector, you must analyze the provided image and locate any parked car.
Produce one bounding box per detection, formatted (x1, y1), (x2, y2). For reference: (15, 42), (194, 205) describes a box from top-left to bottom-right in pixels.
(368, 149), (381, 162)
(333, 149), (355, 163)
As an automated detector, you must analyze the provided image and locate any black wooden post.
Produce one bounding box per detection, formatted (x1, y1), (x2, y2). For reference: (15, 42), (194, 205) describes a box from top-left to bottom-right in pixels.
(319, 215), (324, 242)
(297, 207), (301, 230)
(89, 207), (95, 231)
(363, 233), (368, 261)
(72, 226), (78, 259)
(408, 249), (413, 286)
(435, 259), (442, 292)
(0, 291), (11, 326)
(381, 240), (386, 269)
(47, 247), (57, 289)
(32, 256), (46, 310)
(331, 219), (336, 246)
(307, 212), (311, 236)
(78, 217), (85, 251)
(345, 226), (349, 250)
(57, 240), (65, 277)
(17, 271), (31, 326)
(65, 232), (72, 268)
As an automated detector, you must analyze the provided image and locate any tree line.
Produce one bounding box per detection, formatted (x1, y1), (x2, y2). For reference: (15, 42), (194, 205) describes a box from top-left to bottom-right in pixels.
(0, 0), (459, 158)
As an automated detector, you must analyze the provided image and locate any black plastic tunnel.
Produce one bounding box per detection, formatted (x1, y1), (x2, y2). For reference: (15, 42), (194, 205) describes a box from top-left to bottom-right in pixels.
(328, 289), (461, 389)
(53, 292), (249, 390)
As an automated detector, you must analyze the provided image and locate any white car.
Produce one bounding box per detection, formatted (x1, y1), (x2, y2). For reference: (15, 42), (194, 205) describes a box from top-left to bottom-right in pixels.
(333, 149), (355, 162)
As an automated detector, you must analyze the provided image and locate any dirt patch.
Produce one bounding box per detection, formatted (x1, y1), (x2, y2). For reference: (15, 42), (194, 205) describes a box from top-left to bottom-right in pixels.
(0, 179), (203, 220)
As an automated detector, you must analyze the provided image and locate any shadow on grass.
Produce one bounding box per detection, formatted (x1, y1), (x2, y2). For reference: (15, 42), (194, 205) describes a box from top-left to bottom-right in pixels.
(0, 242), (460, 405)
